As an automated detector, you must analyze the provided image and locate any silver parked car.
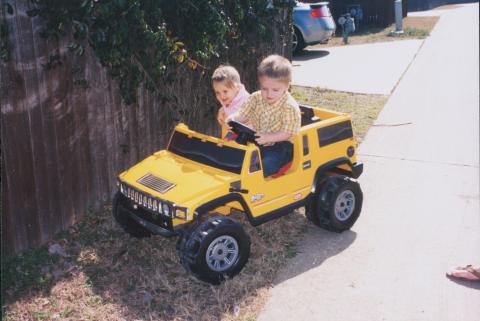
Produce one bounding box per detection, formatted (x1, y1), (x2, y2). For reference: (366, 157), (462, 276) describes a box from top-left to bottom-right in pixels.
(293, 1), (336, 53)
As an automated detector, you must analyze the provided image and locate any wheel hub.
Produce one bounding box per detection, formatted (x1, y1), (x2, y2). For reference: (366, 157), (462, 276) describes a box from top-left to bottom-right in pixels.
(206, 235), (239, 272)
(334, 190), (355, 221)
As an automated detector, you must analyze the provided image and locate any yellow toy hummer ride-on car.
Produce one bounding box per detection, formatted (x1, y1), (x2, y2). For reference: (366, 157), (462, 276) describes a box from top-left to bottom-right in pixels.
(113, 105), (363, 284)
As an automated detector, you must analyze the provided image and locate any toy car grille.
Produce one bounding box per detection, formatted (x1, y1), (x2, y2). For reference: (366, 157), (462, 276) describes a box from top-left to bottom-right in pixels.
(137, 173), (176, 194)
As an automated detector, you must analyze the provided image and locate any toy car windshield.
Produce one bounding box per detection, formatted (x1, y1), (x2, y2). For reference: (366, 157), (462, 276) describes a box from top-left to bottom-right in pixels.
(168, 131), (245, 174)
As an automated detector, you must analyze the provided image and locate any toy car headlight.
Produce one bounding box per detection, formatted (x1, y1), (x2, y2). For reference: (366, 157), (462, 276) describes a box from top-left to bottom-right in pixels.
(174, 208), (188, 220)
(162, 204), (170, 217)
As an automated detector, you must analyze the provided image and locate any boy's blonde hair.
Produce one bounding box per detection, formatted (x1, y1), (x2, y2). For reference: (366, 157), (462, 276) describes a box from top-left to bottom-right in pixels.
(212, 65), (241, 88)
(257, 54), (292, 84)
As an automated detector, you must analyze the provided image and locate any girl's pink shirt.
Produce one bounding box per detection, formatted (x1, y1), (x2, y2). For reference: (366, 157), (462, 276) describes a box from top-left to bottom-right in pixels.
(222, 85), (250, 116)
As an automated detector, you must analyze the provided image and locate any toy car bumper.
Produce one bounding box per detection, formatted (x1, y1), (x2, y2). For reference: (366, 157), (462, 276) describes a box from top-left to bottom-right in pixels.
(351, 162), (363, 179)
(128, 211), (179, 237)
(116, 194), (179, 237)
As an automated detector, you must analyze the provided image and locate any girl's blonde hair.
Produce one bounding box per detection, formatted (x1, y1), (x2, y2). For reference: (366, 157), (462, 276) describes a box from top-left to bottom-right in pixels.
(257, 54), (292, 84)
(212, 65), (241, 88)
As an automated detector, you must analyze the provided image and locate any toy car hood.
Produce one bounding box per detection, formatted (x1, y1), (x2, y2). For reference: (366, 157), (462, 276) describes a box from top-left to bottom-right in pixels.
(118, 150), (238, 206)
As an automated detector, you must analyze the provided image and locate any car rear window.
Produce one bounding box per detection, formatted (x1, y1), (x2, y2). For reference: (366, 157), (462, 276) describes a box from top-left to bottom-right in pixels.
(168, 131), (245, 174)
(322, 5), (331, 16)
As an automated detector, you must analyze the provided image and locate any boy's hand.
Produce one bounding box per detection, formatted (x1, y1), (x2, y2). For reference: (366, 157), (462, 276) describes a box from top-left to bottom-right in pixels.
(255, 131), (291, 145)
(217, 108), (226, 127)
(255, 133), (272, 145)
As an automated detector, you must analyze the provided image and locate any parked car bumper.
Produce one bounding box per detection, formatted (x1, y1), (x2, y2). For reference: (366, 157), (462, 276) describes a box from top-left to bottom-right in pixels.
(301, 19), (335, 44)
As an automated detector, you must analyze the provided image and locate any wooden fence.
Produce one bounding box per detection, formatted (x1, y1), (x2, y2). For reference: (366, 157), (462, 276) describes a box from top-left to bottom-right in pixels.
(1, 1), (291, 254)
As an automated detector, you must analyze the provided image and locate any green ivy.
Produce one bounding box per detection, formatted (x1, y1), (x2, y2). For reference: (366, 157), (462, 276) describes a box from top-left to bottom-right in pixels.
(24, 0), (294, 104)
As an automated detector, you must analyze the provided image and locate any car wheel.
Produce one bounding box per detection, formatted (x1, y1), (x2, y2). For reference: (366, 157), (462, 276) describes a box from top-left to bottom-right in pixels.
(177, 215), (250, 284)
(113, 192), (151, 238)
(305, 194), (320, 224)
(308, 176), (363, 232)
(292, 27), (305, 54)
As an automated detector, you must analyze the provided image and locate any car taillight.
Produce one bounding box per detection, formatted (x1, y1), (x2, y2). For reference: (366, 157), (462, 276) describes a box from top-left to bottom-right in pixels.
(310, 6), (330, 18)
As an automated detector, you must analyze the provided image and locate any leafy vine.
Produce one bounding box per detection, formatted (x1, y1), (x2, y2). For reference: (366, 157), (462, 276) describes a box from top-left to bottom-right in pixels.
(24, 0), (294, 104)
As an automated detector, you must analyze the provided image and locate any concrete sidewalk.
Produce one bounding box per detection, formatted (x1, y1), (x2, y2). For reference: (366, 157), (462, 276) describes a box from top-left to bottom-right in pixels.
(290, 4), (462, 95)
(292, 39), (423, 95)
(259, 3), (479, 321)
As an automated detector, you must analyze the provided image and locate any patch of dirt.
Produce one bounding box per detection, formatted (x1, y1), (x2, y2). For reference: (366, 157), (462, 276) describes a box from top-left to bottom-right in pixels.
(435, 4), (463, 10)
(308, 16), (440, 48)
(2, 209), (309, 321)
(291, 86), (388, 144)
(403, 16), (439, 31)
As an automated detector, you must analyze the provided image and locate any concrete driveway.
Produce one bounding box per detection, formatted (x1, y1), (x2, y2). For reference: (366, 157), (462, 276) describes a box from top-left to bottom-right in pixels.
(292, 39), (423, 95)
(259, 3), (479, 321)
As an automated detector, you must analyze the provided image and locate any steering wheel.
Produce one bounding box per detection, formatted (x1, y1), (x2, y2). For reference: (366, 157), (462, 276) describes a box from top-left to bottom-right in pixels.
(227, 120), (257, 145)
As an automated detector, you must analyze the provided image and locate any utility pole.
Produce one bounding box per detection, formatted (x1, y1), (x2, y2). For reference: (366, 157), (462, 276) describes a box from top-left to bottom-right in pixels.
(395, 0), (403, 32)
(390, 0), (404, 36)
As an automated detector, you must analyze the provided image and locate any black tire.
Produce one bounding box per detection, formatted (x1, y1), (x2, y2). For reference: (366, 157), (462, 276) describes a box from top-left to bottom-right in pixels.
(177, 215), (250, 284)
(292, 27), (306, 54)
(305, 196), (320, 225)
(308, 176), (363, 233)
(113, 192), (151, 238)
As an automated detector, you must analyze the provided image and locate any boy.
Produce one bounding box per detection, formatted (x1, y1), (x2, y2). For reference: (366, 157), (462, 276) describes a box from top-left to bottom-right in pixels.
(227, 54), (301, 177)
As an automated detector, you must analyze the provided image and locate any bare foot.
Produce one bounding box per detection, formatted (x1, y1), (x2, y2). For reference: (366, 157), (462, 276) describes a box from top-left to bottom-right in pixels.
(446, 265), (480, 281)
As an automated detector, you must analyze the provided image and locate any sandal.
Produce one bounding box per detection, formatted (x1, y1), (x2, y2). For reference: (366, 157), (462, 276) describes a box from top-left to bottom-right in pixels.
(446, 264), (480, 281)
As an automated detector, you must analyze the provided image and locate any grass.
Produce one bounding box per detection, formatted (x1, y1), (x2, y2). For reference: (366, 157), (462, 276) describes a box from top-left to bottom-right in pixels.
(2, 87), (387, 321)
(310, 16), (439, 48)
(291, 86), (388, 144)
(1, 247), (60, 302)
(2, 208), (310, 321)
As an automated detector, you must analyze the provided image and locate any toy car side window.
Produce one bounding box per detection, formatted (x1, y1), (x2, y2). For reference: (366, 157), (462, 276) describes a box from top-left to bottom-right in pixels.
(303, 135), (309, 155)
(249, 150), (261, 173)
(317, 121), (353, 147)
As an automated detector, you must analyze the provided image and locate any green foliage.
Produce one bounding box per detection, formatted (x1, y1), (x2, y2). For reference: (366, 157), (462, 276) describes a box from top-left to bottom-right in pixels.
(403, 27), (429, 38)
(1, 246), (59, 305)
(25, 0), (294, 104)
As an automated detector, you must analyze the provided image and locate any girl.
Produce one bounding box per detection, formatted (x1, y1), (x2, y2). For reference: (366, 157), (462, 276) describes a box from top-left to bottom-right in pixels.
(212, 65), (249, 138)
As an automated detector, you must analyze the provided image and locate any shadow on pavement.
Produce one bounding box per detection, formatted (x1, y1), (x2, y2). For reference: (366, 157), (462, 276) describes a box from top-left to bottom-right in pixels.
(273, 226), (357, 285)
(293, 49), (330, 62)
(446, 276), (480, 290)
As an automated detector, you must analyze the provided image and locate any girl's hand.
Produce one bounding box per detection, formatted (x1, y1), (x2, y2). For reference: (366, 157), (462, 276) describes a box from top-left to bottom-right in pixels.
(217, 108), (226, 127)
